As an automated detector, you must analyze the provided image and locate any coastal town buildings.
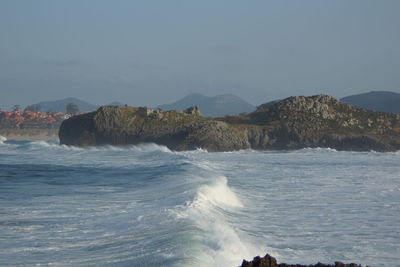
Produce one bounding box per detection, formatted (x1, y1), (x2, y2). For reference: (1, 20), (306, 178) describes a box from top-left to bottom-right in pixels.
(0, 110), (70, 129)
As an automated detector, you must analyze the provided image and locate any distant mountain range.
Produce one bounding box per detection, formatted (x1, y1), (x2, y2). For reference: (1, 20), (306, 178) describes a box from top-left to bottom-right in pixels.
(158, 93), (255, 117)
(340, 91), (400, 114)
(22, 90), (400, 115)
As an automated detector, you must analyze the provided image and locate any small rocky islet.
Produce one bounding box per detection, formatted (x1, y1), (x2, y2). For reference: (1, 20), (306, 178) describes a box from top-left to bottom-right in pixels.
(59, 94), (400, 152)
(240, 254), (365, 267)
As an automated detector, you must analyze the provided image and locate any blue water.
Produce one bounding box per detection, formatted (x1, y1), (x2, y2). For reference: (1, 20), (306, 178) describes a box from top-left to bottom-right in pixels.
(0, 136), (399, 266)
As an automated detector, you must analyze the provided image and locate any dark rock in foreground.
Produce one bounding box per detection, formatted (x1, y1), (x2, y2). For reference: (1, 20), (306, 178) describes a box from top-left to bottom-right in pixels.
(59, 95), (400, 152)
(240, 254), (364, 267)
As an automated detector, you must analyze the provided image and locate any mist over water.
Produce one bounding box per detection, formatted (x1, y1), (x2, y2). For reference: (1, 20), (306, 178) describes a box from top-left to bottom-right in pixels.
(0, 136), (399, 266)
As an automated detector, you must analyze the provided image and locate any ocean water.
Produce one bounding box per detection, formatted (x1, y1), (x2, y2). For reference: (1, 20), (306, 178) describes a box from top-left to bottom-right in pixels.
(0, 136), (399, 267)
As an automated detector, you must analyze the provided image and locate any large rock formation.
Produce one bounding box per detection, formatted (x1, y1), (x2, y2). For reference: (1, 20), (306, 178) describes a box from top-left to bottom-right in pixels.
(59, 106), (248, 151)
(240, 254), (364, 267)
(59, 95), (400, 152)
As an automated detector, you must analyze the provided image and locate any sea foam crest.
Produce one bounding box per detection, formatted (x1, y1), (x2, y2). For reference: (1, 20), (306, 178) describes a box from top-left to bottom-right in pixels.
(81, 143), (172, 153)
(0, 135), (6, 144)
(21, 140), (74, 150)
(17, 140), (172, 153)
(128, 143), (172, 153)
(174, 176), (259, 266)
(298, 147), (338, 153)
(190, 176), (243, 209)
(29, 140), (58, 147)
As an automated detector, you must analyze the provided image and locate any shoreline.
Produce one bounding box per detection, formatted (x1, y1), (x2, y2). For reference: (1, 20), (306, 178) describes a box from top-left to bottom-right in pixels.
(0, 129), (59, 141)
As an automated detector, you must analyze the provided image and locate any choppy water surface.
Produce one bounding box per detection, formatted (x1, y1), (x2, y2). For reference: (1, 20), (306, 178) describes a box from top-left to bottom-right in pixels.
(0, 136), (399, 266)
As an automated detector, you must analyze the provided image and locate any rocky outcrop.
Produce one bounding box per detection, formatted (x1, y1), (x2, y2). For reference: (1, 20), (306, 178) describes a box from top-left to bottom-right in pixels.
(59, 105), (247, 151)
(240, 254), (364, 267)
(240, 95), (400, 151)
(59, 95), (400, 152)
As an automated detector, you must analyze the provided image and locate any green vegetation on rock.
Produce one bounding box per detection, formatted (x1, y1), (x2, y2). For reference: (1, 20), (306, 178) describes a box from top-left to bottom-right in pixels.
(59, 95), (400, 152)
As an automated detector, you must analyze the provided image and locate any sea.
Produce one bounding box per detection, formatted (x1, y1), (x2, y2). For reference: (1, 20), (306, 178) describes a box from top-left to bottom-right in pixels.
(0, 135), (399, 267)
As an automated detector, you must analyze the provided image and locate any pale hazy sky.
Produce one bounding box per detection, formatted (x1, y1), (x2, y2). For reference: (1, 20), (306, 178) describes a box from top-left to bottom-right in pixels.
(1, 0), (399, 109)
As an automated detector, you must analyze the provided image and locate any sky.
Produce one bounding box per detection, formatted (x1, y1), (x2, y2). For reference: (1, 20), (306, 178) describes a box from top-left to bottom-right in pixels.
(1, 0), (400, 109)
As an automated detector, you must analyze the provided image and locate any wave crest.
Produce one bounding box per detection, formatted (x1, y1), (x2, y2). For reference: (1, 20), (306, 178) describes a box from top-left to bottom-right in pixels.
(77, 143), (172, 153)
(172, 176), (259, 266)
(11, 140), (173, 153)
(190, 176), (243, 209)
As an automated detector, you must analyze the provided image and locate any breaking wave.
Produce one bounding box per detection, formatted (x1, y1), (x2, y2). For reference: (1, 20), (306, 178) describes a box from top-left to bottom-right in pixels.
(172, 176), (260, 266)
(1, 137), (400, 266)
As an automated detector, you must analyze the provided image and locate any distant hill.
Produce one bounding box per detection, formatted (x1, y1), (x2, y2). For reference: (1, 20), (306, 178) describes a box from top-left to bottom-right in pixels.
(158, 93), (255, 117)
(341, 91), (400, 114)
(26, 97), (98, 113)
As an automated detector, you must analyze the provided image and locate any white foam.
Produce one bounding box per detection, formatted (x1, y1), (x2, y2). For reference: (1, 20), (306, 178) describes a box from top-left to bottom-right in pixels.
(191, 176), (243, 209)
(84, 143), (172, 153)
(174, 176), (260, 266)
(195, 147), (208, 153)
(299, 147), (338, 153)
(129, 143), (172, 153)
(24, 140), (79, 151)
(222, 148), (258, 154)
(29, 140), (55, 147)
(0, 135), (6, 144)
(21, 141), (172, 153)
(178, 147), (209, 156)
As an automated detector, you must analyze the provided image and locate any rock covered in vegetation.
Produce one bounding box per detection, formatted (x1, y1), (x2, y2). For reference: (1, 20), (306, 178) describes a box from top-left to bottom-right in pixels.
(59, 95), (400, 152)
(59, 105), (247, 151)
(240, 254), (364, 267)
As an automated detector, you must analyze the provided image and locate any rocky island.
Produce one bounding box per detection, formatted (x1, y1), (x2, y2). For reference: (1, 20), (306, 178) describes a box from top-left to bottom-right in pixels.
(59, 95), (400, 152)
